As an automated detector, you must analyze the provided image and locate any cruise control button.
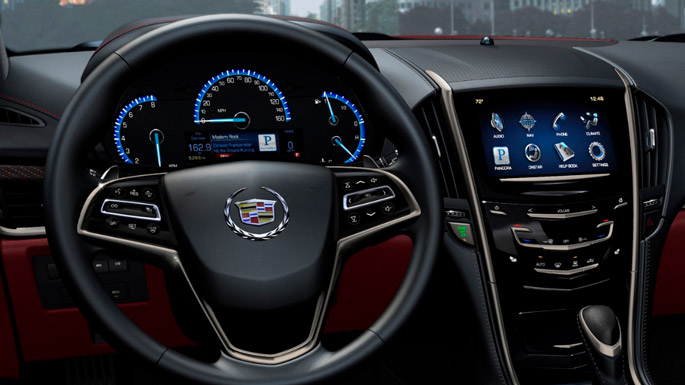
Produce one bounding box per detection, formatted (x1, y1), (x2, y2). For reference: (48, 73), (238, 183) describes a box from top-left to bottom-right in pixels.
(106, 217), (120, 229)
(142, 188), (156, 200)
(147, 223), (160, 235)
(128, 188), (141, 198)
(112, 187), (126, 198)
(101, 200), (161, 221)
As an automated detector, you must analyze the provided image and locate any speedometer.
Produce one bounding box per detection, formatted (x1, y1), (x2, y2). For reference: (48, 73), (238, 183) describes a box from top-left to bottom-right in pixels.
(193, 69), (291, 129)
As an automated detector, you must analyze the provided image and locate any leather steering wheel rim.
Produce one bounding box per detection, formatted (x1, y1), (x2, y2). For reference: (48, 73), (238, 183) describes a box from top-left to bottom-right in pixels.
(44, 14), (442, 384)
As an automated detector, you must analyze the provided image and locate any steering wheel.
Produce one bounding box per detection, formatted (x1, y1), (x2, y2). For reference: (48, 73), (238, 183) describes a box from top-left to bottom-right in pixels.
(44, 15), (441, 384)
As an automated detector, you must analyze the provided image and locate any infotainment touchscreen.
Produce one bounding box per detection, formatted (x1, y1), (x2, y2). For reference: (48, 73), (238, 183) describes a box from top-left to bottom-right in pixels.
(474, 93), (618, 178)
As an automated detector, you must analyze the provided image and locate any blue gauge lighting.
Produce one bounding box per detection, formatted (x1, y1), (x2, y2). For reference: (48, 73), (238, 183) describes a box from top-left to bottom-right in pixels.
(194, 69), (291, 124)
(322, 91), (366, 163)
(113, 95), (157, 164)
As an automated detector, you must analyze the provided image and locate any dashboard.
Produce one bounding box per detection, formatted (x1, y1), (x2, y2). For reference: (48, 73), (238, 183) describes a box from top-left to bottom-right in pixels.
(103, 53), (389, 172)
(0, 16), (684, 385)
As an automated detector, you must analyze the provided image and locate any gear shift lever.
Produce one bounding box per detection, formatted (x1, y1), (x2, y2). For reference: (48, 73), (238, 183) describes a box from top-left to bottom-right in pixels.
(577, 305), (626, 385)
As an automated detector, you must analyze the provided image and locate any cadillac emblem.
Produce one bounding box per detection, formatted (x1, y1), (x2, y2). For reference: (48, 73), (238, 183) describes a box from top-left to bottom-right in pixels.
(224, 187), (289, 240)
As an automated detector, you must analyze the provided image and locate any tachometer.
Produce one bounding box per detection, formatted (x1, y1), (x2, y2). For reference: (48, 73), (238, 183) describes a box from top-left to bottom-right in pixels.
(194, 69), (291, 129)
(113, 95), (167, 167)
(314, 91), (366, 164)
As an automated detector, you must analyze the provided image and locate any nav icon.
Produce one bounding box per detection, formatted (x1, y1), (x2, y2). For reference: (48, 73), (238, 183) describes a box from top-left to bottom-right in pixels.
(492, 146), (510, 165)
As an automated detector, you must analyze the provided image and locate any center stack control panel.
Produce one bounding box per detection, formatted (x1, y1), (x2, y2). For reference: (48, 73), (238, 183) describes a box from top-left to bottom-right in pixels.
(483, 195), (632, 291)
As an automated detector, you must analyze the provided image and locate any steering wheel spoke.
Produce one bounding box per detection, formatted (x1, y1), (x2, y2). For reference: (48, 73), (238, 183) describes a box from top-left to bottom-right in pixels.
(331, 167), (421, 255)
(77, 173), (178, 269)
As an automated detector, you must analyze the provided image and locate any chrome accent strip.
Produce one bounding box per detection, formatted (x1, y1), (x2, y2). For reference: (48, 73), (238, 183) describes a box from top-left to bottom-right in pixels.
(499, 173), (610, 183)
(0, 225), (46, 237)
(489, 210), (507, 216)
(224, 187), (289, 241)
(100, 199), (161, 222)
(527, 209), (597, 219)
(535, 263), (599, 276)
(579, 306), (622, 357)
(79, 168), (419, 365)
(426, 70), (520, 385)
(431, 135), (442, 158)
(511, 221), (613, 251)
(614, 67), (643, 385)
(342, 185), (395, 211)
(554, 342), (584, 349)
(523, 279), (610, 292)
(614, 202), (628, 210)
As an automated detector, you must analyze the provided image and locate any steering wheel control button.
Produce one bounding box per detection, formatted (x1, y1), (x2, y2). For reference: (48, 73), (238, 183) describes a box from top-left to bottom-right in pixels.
(448, 222), (475, 246)
(142, 188), (156, 200)
(342, 179), (354, 191)
(347, 212), (361, 225)
(381, 202), (394, 215)
(112, 187), (126, 198)
(147, 223), (160, 235)
(100, 199), (161, 221)
(368, 176), (380, 186)
(109, 259), (127, 272)
(343, 186), (395, 211)
(105, 217), (120, 229)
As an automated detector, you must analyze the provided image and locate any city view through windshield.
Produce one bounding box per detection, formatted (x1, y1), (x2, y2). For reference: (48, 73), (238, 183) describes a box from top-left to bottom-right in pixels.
(0, 0), (683, 52)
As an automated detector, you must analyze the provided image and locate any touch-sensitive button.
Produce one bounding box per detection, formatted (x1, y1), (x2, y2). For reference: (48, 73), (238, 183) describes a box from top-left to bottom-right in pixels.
(101, 199), (161, 221)
(343, 186), (395, 211)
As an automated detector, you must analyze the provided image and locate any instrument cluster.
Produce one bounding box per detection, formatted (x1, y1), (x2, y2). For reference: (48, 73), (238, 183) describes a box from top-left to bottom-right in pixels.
(104, 53), (385, 171)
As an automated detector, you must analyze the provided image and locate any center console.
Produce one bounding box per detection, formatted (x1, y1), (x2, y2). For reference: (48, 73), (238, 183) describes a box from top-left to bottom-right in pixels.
(454, 86), (635, 383)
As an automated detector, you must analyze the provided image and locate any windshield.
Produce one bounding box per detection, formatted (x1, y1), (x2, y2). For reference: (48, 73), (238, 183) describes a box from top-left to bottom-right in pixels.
(1, 0), (683, 52)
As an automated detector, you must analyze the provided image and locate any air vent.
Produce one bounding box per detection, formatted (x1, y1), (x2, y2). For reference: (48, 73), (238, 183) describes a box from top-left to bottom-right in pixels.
(634, 92), (670, 189)
(0, 106), (45, 127)
(414, 98), (460, 198)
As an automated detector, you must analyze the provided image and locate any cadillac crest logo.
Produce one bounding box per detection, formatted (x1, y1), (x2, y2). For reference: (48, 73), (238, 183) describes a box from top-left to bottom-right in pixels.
(224, 187), (289, 240)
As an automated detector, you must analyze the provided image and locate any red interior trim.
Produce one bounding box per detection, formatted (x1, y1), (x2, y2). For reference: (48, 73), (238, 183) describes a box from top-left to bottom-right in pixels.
(0, 251), (19, 379)
(324, 235), (412, 333)
(653, 210), (685, 317)
(1, 238), (192, 362)
(0, 235), (411, 366)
